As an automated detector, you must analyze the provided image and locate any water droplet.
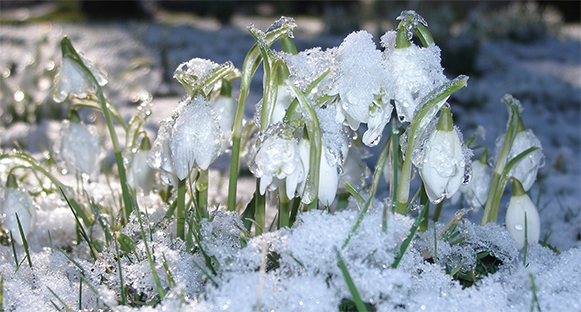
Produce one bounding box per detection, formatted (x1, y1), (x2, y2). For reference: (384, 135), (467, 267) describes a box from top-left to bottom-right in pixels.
(514, 224), (523, 231)
(433, 193), (446, 204)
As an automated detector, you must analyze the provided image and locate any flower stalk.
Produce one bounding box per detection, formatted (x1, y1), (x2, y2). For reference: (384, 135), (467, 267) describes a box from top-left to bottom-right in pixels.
(58, 37), (135, 222)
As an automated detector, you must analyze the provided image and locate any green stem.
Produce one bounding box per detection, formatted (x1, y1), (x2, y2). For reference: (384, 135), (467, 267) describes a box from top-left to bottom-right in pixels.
(432, 200), (444, 222)
(278, 187), (290, 229)
(481, 95), (522, 224)
(254, 180), (266, 236)
(419, 186), (430, 232)
(287, 84), (322, 206)
(289, 198), (301, 227)
(389, 121), (399, 215)
(72, 101), (127, 131)
(227, 20), (297, 211)
(196, 169), (208, 220)
(177, 179), (186, 240)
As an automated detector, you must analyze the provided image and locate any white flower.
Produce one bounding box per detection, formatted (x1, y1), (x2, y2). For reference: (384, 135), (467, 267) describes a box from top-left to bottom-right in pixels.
(149, 95), (229, 184)
(56, 119), (101, 177)
(381, 31), (448, 123)
(128, 139), (156, 194)
(0, 185), (37, 245)
(270, 84), (294, 125)
(334, 31), (390, 131)
(338, 147), (369, 193)
(250, 130), (304, 199)
(361, 96), (394, 146)
(174, 58), (236, 97)
(416, 108), (469, 203)
(297, 139), (341, 206)
(148, 118), (179, 186)
(53, 52), (108, 103)
(459, 160), (492, 209)
(493, 129), (544, 191)
(171, 96), (224, 179)
(505, 181), (541, 250)
(212, 95), (236, 152)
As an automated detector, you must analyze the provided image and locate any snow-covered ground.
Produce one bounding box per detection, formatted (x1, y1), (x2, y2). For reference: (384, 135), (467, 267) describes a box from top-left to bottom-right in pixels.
(0, 12), (580, 312)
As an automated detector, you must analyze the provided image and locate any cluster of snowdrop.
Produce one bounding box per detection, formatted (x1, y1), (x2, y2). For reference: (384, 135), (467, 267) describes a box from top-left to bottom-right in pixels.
(0, 11), (546, 258)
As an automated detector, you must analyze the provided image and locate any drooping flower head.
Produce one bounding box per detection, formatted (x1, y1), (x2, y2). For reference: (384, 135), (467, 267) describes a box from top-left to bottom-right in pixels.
(0, 175), (37, 245)
(127, 136), (156, 194)
(53, 37), (108, 103)
(249, 124), (305, 199)
(459, 157), (492, 209)
(332, 31), (393, 146)
(493, 127), (544, 192)
(55, 110), (102, 177)
(505, 179), (541, 249)
(381, 30), (448, 123)
(148, 58), (239, 183)
(415, 106), (472, 203)
(171, 96), (224, 179)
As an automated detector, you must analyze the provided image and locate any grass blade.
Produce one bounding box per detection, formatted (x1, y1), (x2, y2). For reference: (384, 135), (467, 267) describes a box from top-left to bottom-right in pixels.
(392, 193), (428, 269)
(15, 213), (32, 268)
(335, 247), (367, 312)
(47, 286), (73, 312)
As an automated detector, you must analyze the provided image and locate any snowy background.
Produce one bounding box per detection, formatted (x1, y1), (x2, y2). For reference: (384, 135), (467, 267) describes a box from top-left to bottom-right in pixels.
(0, 1), (580, 311)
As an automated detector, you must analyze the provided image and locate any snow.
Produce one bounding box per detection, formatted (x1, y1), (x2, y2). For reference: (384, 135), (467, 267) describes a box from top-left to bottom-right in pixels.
(0, 12), (580, 312)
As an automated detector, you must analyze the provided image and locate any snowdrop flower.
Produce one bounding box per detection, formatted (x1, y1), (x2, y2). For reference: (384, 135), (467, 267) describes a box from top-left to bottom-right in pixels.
(55, 111), (101, 177)
(174, 58), (237, 97)
(250, 125), (305, 199)
(338, 146), (369, 193)
(148, 118), (179, 186)
(297, 139), (343, 206)
(128, 137), (156, 194)
(170, 96), (224, 180)
(505, 179), (540, 249)
(270, 84), (295, 125)
(334, 31), (389, 126)
(381, 30), (448, 123)
(458, 156), (492, 209)
(0, 175), (37, 245)
(328, 31), (393, 146)
(53, 37), (108, 103)
(212, 94), (236, 152)
(493, 128), (544, 191)
(282, 46), (337, 100)
(416, 107), (470, 203)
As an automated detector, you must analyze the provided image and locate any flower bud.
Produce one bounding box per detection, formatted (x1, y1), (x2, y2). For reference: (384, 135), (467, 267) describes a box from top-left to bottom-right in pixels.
(417, 107), (470, 203)
(128, 137), (156, 194)
(53, 37), (108, 103)
(55, 111), (102, 177)
(505, 179), (541, 249)
(494, 128), (544, 191)
(0, 175), (37, 245)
